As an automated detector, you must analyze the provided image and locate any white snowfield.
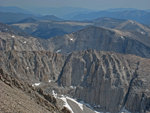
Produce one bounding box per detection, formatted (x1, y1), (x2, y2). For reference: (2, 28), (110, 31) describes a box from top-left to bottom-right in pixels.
(51, 90), (131, 113)
(60, 95), (74, 113)
(66, 96), (83, 111)
(94, 111), (103, 113)
(32, 82), (41, 87)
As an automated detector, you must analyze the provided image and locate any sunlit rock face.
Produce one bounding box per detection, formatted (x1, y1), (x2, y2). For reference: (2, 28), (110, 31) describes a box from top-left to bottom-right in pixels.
(57, 50), (150, 113)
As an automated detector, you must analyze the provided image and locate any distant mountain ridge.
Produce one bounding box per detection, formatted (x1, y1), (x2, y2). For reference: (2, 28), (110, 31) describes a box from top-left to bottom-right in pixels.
(38, 15), (63, 21)
(15, 17), (37, 23)
(11, 20), (91, 38)
(0, 6), (150, 25)
(15, 15), (62, 24)
(0, 7), (63, 24)
(69, 9), (150, 25)
(0, 12), (34, 23)
(29, 7), (94, 17)
(11, 17), (150, 39)
(0, 6), (32, 14)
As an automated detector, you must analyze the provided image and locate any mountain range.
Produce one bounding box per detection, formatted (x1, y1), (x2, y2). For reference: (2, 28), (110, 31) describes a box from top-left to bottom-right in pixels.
(0, 6), (150, 113)
(9, 17), (150, 39)
(69, 10), (150, 25)
(0, 6), (150, 25)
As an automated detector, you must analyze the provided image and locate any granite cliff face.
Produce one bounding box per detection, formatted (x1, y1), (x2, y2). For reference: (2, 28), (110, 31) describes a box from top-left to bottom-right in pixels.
(0, 50), (66, 82)
(0, 32), (44, 51)
(57, 50), (150, 113)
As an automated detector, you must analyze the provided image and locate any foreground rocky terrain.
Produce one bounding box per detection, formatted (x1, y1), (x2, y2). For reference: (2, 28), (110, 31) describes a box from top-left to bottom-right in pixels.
(0, 68), (71, 113)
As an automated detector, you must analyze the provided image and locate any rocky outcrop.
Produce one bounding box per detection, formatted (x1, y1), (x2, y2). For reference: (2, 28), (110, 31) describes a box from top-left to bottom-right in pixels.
(0, 32), (44, 51)
(0, 22), (29, 37)
(57, 50), (150, 113)
(0, 68), (70, 113)
(0, 50), (66, 82)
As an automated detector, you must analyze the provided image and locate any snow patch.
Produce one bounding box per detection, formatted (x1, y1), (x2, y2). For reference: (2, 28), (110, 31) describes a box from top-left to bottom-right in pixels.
(48, 80), (51, 83)
(52, 90), (57, 98)
(70, 86), (76, 89)
(141, 31), (145, 35)
(121, 107), (131, 113)
(56, 49), (61, 53)
(80, 101), (104, 113)
(60, 95), (74, 113)
(94, 105), (101, 108)
(70, 38), (74, 41)
(32, 83), (41, 87)
(66, 96), (83, 111)
(14, 46), (17, 50)
(129, 20), (134, 24)
(146, 89), (149, 92)
(120, 36), (125, 40)
(11, 35), (15, 38)
(26, 67), (29, 70)
(122, 66), (125, 70)
(23, 41), (27, 44)
(95, 111), (103, 113)
(80, 101), (93, 109)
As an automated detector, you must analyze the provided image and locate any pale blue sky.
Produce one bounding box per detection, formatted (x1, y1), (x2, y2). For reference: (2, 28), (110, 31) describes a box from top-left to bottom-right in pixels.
(0, 0), (150, 10)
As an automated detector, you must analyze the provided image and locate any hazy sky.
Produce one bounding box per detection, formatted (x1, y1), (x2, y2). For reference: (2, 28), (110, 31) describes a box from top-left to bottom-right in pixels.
(0, 0), (150, 10)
